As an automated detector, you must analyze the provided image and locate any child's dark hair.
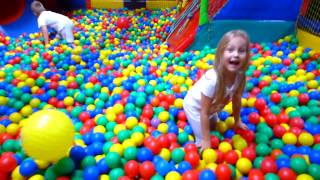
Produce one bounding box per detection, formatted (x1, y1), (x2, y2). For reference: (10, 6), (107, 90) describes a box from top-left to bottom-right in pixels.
(31, 1), (46, 16)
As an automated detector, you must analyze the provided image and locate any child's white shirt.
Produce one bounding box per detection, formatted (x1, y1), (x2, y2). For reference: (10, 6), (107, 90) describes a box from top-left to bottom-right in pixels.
(38, 11), (71, 32)
(184, 69), (239, 112)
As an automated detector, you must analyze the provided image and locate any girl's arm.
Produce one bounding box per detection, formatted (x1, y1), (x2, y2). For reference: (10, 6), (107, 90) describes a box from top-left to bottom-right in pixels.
(40, 25), (49, 45)
(200, 93), (213, 149)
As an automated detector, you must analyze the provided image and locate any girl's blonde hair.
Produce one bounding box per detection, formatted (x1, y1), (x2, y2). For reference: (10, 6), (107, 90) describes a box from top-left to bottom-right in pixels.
(213, 30), (250, 103)
(31, 1), (46, 16)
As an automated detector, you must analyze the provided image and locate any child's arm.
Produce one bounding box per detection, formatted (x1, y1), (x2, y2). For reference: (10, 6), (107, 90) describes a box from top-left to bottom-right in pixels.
(40, 25), (49, 45)
(200, 93), (213, 149)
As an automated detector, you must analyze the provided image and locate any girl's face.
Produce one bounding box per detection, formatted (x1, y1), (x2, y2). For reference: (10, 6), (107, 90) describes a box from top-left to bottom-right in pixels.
(221, 36), (248, 73)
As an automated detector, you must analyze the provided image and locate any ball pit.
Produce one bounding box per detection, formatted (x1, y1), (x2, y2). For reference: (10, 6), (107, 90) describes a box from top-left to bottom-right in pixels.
(0, 5), (319, 180)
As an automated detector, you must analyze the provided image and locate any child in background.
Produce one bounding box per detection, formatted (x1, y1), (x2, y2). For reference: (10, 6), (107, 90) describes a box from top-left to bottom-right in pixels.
(183, 30), (251, 150)
(31, 1), (74, 46)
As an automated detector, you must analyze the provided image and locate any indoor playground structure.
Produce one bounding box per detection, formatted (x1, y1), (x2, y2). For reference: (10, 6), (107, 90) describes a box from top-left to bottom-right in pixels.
(0, 0), (320, 179)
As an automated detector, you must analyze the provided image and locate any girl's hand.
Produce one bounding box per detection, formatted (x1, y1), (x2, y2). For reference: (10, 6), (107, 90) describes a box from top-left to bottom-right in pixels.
(200, 139), (211, 152)
(234, 121), (248, 130)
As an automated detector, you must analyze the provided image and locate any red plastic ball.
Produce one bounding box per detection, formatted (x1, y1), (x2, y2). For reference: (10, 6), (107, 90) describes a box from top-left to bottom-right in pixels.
(277, 112), (289, 124)
(184, 143), (198, 153)
(139, 161), (155, 179)
(261, 157), (277, 173)
(289, 117), (304, 129)
(185, 151), (200, 168)
(248, 112), (260, 125)
(216, 164), (232, 180)
(242, 147), (256, 161)
(210, 135), (220, 148)
(273, 125), (286, 138)
(265, 114), (278, 127)
(248, 169), (264, 180)
(277, 167), (296, 180)
(0, 153), (17, 172)
(224, 150), (239, 165)
(298, 94), (309, 105)
(270, 93), (282, 104)
(145, 139), (161, 155)
(124, 160), (139, 178)
(157, 134), (170, 148)
(117, 17), (130, 29)
(254, 99), (267, 111)
(178, 111), (187, 121)
(182, 170), (199, 180)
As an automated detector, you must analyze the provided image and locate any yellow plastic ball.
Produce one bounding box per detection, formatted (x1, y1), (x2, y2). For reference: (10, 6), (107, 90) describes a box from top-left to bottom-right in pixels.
(6, 123), (19, 136)
(216, 121), (228, 133)
(109, 143), (124, 156)
(233, 138), (248, 151)
(113, 103), (124, 114)
(63, 96), (74, 106)
(236, 158), (252, 174)
(131, 132), (144, 146)
(100, 174), (110, 180)
(158, 111), (170, 122)
(202, 149), (217, 163)
(0, 125), (5, 134)
(159, 148), (171, 161)
(296, 174), (314, 180)
(126, 117), (138, 129)
(21, 109), (75, 162)
(307, 80), (318, 89)
(158, 123), (168, 133)
(165, 171), (181, 180)
(0, 96), (8, 105)
(218, 141), (232, 153)
(282, 132), (297, 145)
(9, 112), (23, 123)
(20, 105), (33, 117)
(174, 98), (184, 109)
(298, 132), (314, 146)
(30, 98), (41, 108)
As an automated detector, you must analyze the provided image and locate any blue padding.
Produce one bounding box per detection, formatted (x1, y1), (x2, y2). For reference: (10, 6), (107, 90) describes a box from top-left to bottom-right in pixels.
(188, 20), (296, 50)
(2, 0), (86, 37)
(2, 0), (38, 37)
(214, 0), (303, 21)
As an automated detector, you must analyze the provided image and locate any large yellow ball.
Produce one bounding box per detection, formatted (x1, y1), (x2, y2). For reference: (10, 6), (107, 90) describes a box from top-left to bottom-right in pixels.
(21, 109), (75, 162)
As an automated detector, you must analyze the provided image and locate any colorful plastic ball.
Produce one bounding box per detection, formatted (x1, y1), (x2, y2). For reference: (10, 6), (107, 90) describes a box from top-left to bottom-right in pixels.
(282, 132), (297, 145)
(236, 157), (252, 174)
(171, 148), (185, 163)
(224, 150), (239, 165)
(166, 171), (182, 180)
(109, 168), (125, 180)
(202, 149), (217, 164)
(0, 152), (17, 172)
(139, 161), (156, 179)
(177, 161), (192, 174)
(199, 169), (216, 180)
(21, 109), (74, 162)
(184, 151), (200, 168)
(117, 17), (130, 29)
(290, 157), (308, 174)
(124, 160), (139, 178)
(137, 147), (153, 162)
(19, 159), (38, 177)
(308, 163), (320, 180)
(248, 169), (264, 180)
(105, 152), (121, 169)
(218, 141), (232, 153)
(277, 167), (296, 180)
(298, 132), (314, 146)
(296, 174), (314, 180)
(261, 157), (277, 174)
(216, 164), (232, 180)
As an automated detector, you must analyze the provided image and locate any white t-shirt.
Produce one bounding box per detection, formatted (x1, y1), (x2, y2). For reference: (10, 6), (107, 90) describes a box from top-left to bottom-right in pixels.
(184, 69), (217, 110)
(38, 11), (71, 32)
(184, 69), (239, 111)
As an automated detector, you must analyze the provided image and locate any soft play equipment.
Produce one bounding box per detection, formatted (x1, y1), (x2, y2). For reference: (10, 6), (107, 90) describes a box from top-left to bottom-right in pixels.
(167, 0), (304, 51)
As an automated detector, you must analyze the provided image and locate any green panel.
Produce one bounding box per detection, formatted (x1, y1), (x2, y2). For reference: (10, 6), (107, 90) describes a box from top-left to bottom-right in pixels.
(199, 0), (209, 25)
(188, 20), (296, 50)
